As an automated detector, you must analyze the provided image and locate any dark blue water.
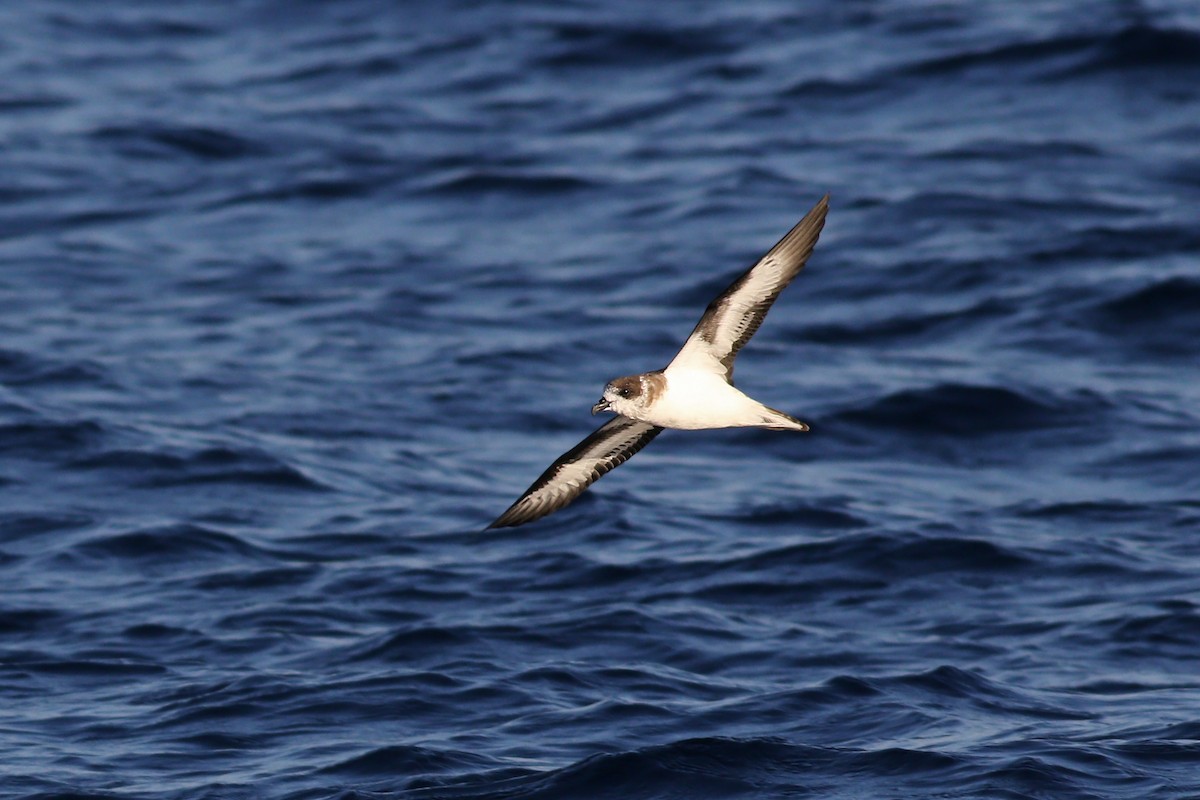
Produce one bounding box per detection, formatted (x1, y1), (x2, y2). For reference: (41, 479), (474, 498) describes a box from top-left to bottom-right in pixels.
(2, 2), (1199, 797)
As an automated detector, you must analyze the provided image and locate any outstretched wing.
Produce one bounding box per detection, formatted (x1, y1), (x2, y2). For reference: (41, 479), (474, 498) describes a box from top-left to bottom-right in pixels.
(487, 416), (663, 529)
(668, 194), (829, 381)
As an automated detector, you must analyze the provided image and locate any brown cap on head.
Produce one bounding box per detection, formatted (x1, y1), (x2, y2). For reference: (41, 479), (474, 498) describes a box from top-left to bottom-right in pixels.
(609, 376), (643, 399)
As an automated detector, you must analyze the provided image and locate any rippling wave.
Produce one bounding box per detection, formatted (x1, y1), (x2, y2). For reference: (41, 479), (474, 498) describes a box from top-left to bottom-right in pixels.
(1, 2), (1198, 798)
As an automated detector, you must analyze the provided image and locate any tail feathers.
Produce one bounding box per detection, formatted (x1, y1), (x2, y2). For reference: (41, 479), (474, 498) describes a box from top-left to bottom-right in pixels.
(760, 406), (809, 432)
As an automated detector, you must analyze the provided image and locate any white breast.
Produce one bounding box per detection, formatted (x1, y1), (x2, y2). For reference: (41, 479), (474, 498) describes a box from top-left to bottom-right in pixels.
(644, 368), (769, 430)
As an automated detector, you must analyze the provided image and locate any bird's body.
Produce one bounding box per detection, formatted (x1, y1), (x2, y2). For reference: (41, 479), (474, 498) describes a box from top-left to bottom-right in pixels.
(607, 367), (808, 432)
(488, 194), (830, 528)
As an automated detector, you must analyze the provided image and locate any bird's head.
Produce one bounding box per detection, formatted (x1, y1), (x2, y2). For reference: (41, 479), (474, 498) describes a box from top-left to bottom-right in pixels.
(592, 374), (655, 417)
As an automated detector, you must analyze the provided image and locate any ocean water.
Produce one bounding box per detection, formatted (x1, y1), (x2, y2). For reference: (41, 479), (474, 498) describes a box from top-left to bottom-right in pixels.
(2, 1), (1199, 798)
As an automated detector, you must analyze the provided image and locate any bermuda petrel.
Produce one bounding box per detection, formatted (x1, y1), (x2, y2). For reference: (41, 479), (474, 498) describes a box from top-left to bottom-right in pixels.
(489, 194), (829, 528)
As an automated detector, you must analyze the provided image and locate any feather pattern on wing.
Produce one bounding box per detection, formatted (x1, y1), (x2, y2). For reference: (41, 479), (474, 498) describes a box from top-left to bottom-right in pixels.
(668, 194), (829, 380)
(487, 415), (663, 529)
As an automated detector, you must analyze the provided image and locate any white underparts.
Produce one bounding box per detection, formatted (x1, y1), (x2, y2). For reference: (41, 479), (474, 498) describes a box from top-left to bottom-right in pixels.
(632, 367), (806, 431)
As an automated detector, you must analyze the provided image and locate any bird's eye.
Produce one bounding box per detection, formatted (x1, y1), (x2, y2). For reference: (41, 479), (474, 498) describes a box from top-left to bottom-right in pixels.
(619, 388), (631, 398)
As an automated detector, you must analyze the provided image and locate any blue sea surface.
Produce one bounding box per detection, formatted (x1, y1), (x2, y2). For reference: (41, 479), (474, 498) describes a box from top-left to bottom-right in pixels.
(2, 2), (1199, 798)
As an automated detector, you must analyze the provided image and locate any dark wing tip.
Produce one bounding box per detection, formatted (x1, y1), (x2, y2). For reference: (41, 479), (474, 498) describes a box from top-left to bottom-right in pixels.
(484, 418), (662, 530)
(485, 470), (586, 530)
(763, 193), (830, 266)
(486, 503), (535, 529)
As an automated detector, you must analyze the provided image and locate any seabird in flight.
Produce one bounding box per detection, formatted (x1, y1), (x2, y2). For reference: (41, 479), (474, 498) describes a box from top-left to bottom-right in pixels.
(488, 194), (829, 528)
